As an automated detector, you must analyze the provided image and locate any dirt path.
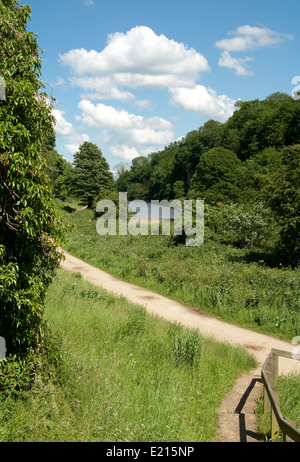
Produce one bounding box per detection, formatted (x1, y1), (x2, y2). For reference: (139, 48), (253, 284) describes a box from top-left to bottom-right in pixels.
(60, 249), (300, 442)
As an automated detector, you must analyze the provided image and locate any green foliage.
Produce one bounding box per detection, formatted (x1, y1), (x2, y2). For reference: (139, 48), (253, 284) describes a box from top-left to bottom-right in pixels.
(115, 92), (299, 267)
(266, 145), (300, 268)
(168, 324), (202, 368)
(205, 202), (278, 249)
(190, 147), (243, 203)
(41, 127), (74, 200)
(0, 269), (256, 442)
(172, 180), (185, 199)
(0, 323), (62, 396)
(0, 1), (66, 361)
(65, 207), (300, 340)
(72, 141), (115, 208)
(240, 147), (282, 202)
(223, 93), (300, 160)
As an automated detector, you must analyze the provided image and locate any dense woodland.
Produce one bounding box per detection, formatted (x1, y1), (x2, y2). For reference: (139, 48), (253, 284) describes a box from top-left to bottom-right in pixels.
(0, 2), (299, 439)
(46, 92), (300, 269)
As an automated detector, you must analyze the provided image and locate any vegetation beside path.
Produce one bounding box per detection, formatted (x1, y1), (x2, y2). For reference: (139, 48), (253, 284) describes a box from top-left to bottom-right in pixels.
(0, 269), (256, 442)
(61, 202), (299, 343)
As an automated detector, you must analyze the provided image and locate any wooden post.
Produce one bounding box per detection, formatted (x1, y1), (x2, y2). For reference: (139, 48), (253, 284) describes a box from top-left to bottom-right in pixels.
(273, 351), (278, 387)
(271, 388), (280, 440)
(263, 370), (271, 413)
(284, 418), (297, 442)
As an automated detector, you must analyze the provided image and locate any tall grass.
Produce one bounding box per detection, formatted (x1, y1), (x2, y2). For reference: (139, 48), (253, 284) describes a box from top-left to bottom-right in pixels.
(256, 372), (300, 441)
(63, 205), (299, 342)
(0, 269), (256, 442)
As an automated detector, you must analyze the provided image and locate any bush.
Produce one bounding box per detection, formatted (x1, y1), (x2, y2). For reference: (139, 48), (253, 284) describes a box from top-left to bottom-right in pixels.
(205, 202), (278, 249)
(0, 1), (66, 377)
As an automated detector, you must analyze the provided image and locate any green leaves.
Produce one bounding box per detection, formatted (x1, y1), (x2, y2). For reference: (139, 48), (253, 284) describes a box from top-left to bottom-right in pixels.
(72, 141), (115, 208)
(0, 1), (67, 362)
(266, 145), (300, 268)
(190, 147), (243, 204)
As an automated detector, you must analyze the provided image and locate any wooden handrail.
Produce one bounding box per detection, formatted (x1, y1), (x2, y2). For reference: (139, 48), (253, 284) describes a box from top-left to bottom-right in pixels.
(261, 348), (300, 442)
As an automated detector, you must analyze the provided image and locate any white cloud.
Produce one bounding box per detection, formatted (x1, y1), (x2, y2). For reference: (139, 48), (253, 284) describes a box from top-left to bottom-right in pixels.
(58, 25), (238, 161)
(59, 26), (209, 94)
(65, 134), (90, 155)
(169, 85), (236, 122)
(64, 143), (82, 155)
(52, 108), (90, 155)
(215, 25), (293, 75)
(71, 76), (136, 102)
(215, 25), (293, 52)
(77, 100), (174, 160)
(52, 108), (74, 136)
(78, 100), (173, 132)
(218, 51), (254, 76)
(84, 0), (94, 6)
(110, 145), (140, 161)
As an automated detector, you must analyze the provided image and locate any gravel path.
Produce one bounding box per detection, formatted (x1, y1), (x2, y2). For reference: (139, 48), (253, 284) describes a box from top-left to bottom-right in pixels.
(60, 249), (300, 442)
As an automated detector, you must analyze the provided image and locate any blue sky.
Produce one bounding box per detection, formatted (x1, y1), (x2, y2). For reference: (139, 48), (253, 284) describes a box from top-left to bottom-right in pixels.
(24, 0), (299, 171)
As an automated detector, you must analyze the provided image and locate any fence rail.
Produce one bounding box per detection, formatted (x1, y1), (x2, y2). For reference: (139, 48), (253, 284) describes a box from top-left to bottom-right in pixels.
(261, 348), (300, 442)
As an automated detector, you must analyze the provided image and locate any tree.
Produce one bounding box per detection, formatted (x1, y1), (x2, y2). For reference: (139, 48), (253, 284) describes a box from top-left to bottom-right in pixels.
(222, 93), (300, 160)
(189, 147), (243, 203)
(72, 142), (115, 208)
(41, 126), (74, 200)
(0, 1), (66, 358)
(266, 145), (300, 268)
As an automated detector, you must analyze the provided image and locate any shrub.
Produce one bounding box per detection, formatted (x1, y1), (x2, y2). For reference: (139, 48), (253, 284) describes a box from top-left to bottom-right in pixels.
(205, 202), (277, 249)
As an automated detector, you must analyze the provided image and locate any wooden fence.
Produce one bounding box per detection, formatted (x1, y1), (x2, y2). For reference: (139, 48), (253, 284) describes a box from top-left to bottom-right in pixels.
(261, 348), (300, 442)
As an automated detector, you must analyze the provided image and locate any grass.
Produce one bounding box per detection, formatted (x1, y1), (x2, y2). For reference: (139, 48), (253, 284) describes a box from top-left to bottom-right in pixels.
(0, 269), (257, 442)
(1, 198), (297, 442)
(256, 372), (300, 441)
(276, 373), (300, 429)
(60, 202), (300, 343)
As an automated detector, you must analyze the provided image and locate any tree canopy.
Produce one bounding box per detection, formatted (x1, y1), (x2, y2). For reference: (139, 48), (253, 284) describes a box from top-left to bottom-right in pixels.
(0, 0), (66, 358)
(116, 92), (300, 267)
(189, 147), (243, 204)
(266, 145), (300, 268)
(72, 141), (115, 208)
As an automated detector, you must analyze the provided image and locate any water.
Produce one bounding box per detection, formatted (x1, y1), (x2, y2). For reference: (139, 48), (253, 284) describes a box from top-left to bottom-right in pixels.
(128, 200), (182, 220)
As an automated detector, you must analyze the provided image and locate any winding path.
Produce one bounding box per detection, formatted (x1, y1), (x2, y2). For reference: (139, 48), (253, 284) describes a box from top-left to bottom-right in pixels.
(60, 249), (300, 442)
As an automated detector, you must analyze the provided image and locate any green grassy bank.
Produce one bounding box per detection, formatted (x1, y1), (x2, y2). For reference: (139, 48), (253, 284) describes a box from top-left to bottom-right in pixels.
(0, 269), (256, 442)
(60, 202), (299, 342)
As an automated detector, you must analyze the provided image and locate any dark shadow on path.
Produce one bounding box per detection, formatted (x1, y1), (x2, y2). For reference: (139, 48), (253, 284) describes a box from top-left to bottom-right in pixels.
(234, 378), (265, 442)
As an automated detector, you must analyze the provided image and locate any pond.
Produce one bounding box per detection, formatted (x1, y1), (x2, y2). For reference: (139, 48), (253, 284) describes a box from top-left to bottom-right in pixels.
(128, 200), (182, 221)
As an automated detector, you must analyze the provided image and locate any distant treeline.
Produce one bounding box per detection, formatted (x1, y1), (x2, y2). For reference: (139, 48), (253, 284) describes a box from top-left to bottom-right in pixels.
(44, 92), (299, 267)
(115, 92), (300, 204)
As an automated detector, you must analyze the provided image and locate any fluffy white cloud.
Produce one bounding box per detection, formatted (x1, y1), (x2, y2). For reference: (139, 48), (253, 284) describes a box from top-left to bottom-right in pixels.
(58, 25), (239, 161)
(71, 76), (136, 102)
(169, 85), (236, 122)
(78, 100), (172, 130)
(60, 26), (209, 93)
(52, 108), (74, 136)
(52, 108), (90, 155)
(215, 25), (293, 76)
(215, 25), (293, 52)
(77, 100), (174, 160)
(218, 51), (254, 76)
(110, 145), (140, 162)
(65, 134), (90, 155)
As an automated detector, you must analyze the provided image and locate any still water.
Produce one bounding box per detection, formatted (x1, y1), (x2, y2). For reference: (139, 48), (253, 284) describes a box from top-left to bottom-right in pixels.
(128, 200), (182, 220)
